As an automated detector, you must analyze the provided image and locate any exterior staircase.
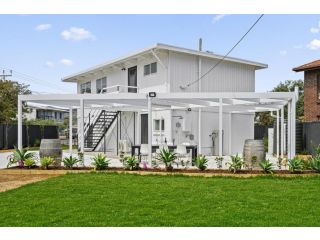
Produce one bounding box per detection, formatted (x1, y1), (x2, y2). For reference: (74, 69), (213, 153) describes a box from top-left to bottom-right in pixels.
(84, 110), (119, 151)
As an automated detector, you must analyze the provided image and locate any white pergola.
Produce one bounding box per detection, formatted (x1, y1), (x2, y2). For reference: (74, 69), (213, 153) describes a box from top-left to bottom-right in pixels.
(18, 91), (298, 164)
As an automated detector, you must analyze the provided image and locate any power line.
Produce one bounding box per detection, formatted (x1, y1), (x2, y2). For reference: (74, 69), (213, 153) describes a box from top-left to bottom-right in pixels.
(0, 69), (12, 80)
(181, 14), (264, 89)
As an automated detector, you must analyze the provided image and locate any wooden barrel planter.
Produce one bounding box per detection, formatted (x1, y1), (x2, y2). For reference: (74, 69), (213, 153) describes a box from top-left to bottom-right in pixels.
(39, 139), (62, 167)
(243, 139), (265, 169)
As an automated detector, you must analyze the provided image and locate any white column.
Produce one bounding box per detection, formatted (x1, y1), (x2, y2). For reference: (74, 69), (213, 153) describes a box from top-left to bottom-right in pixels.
(291, 96), (296, 158)
(219, 98), (223, 157)
(80, 99), (84, 153)
(69, 108), (73, 154)
(148, 96), (153, 166)
(280, 106), (284, 159)
(17, 98), (23, 150)
(276, 109), (279, 159)
(287, 101), (291, 159)
(198, 109), (202, 154)
(136, 112), (141, 145)
(228, 112), (232, 155)
(198, 41), (202, 155)
(159, 116), (163, 144)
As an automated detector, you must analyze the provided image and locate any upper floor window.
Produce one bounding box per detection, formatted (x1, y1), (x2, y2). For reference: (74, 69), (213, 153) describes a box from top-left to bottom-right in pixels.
(144, 62), (157, 76)
(317, 74), (320, 100)
(96, 77), (107, 93)
(80, 81), (91, 94)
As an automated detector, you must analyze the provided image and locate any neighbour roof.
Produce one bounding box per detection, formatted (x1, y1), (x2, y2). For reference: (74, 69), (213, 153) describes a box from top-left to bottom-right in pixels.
(62, 43), (268, 82)
(293, 59), (320, 72)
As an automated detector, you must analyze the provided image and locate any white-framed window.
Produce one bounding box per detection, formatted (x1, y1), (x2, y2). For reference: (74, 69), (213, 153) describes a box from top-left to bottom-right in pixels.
(96, 77), (107, 93)
(80, 81), (91, 94)
(144, 62), (157, 76)
(154, 119), (165, 131)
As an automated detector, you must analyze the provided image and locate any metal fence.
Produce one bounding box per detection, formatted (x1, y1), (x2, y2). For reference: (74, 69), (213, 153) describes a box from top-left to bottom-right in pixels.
(0, 124), (58, 150)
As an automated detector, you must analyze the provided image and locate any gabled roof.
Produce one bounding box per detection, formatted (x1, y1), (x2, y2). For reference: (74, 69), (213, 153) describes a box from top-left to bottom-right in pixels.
(62, 43), (268, 82)
(293, 59), (320, 72)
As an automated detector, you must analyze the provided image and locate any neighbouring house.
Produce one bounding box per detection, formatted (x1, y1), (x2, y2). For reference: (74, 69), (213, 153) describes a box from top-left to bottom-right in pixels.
(24, 103), (68, 123)
(61, 43), (268, 155)
(293, 60), (320, 122)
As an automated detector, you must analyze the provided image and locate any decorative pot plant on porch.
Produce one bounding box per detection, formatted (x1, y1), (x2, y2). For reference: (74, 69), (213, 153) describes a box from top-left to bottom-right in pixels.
(155, 148), (177, 171)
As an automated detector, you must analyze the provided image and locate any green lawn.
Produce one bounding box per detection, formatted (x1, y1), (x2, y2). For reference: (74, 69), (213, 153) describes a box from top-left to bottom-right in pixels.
(1, 173), (320, 226)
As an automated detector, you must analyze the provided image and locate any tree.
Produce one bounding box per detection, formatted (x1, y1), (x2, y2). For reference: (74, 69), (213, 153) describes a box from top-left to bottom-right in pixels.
(255, 80), (304, 125)
(0, 80), (31, 124)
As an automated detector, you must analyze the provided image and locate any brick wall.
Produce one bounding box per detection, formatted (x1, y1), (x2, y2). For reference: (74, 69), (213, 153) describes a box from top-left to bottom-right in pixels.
(304, 69), (320, 122)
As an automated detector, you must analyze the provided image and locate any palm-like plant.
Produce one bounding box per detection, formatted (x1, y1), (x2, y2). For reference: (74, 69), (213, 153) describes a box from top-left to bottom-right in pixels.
(63, 156), (80, 169)
(7, 146), (35, 168)
(155, 148), (177, 171)
(310, 154), (320, 172)
(195, 155), (208, 171)
(227, 154), (244, 173)
(124, 156), (139, 171)
(259, 159), (274, 174)
(92, 154), (109, 170)
(288, 157), (304, 173)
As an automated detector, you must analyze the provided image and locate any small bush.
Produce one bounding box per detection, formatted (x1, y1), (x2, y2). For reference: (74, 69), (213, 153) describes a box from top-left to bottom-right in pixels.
(7, 146), (35, 168)
(24, 158), (36, 169)
(124, 156), (139, 171)
(63, 156), (80, 169)
(310, 155), (320, 172)
(33, 139), (40, 147)
(40, 156), (54, 170)
(227, 154), (244, 173)
(259, 159), (273, 174)
(215, 156), (223, 169)
(155, 148), (177, 171)
(288, 157), (304, 173)
(195, 155), (208, 171)
(92, 154), (109, 170)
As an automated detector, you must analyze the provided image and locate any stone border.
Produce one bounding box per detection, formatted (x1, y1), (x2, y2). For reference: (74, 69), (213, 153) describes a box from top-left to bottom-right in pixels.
(1, 168), (320, 178)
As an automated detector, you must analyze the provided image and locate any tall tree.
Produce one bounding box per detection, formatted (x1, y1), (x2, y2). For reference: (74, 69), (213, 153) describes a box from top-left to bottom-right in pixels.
(255, 80), (304, 125)
(0, 80), (31, 124)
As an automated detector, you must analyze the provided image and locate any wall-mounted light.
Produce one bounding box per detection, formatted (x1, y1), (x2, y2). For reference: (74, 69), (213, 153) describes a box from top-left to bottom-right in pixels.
(149, 92), (157, 98)
(121, 67), (126, 71)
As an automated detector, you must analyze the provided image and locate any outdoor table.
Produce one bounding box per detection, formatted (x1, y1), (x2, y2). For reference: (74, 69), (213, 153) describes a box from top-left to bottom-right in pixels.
(131, 145), (198, 160)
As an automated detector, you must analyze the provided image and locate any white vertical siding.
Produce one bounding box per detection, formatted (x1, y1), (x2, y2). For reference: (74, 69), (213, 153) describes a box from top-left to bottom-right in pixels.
(169, 52), (255, 93)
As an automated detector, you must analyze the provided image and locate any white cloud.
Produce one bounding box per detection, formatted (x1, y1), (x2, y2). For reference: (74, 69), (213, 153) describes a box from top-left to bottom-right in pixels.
(279, 50), (287, 56)
(61, 27), (95, 41)
(310, 27), (320, 34)
(212, 14), (229, 24)
(35, 24), (51, 31)
(60, 59), (74, 66)
(45, 61), (54, 68)
(293, 44), (303, 49)
(307, 39), (320, 50)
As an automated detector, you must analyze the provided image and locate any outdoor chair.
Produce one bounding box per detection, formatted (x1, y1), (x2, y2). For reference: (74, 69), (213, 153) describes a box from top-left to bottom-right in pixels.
(139, 144), (149, 162)
(176, 144), (189, 166)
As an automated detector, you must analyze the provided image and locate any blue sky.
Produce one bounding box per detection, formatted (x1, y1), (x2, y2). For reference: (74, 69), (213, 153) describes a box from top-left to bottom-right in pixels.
(1, 14), (320, 93)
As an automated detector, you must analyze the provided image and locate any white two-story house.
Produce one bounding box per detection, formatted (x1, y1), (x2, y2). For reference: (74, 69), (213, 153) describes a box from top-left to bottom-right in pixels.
(62, 43), (267, 156)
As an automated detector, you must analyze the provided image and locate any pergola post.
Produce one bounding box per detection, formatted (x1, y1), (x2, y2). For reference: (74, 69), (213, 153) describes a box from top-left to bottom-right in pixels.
(219, 98), (223, 157)
(136, 112), (141, 145)
(69, 108), (73, 154)
(198, 109), (202, 154)
(280, 106), (284, 159)
(291, 95), (296, 158)
(147, 96), (153, 166)
(80, 98), (84, 153)
(276, 109), (279, 159)
(287, 101), (291, 159)
(228, 112), (232, 155)
(17, 97), (23, 150)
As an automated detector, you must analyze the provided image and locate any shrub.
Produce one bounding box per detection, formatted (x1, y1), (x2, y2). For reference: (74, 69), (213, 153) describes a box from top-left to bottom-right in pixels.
(227, 154), (244, 173)
(40, 156), (54, 170)
(77, 152), (84, 166)
(195, 155), (208, 171)
(7, 146), (35, 168)
(288, 157), (304, 173)
(124, 156), (139, 171)
(62, 156), (80, 169)
(155, 148), (177, 171)
(259, 159), (273, 174)
(33, 139), (40, 147)
(92, 154), (109, 170)
(310, 155), (320, 172)
(24, 158), (36, 169)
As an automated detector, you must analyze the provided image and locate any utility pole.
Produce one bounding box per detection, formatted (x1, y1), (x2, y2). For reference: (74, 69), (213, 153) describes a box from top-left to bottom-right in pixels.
(0, 70), (12, 80)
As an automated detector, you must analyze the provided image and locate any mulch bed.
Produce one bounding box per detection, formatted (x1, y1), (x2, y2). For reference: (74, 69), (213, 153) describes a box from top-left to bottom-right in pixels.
(4, 166), (318, 175)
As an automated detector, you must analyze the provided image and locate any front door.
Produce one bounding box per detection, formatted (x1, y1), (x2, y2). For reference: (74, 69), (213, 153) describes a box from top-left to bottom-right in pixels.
(141, 114), (148, 144)
(128, 66), (137, 93)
